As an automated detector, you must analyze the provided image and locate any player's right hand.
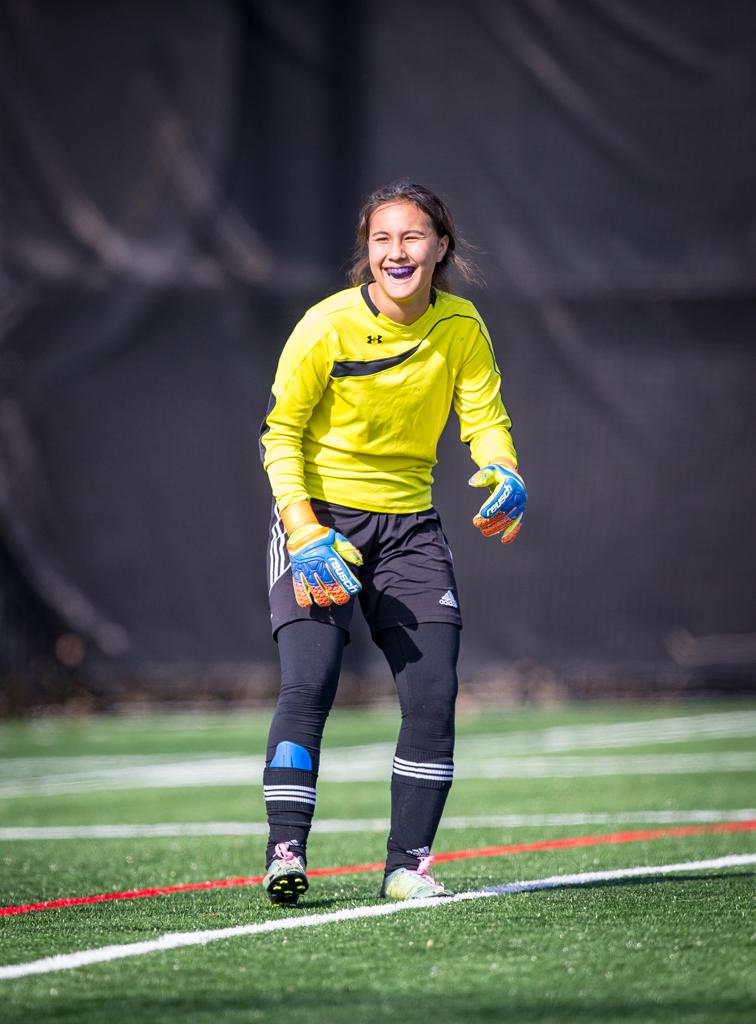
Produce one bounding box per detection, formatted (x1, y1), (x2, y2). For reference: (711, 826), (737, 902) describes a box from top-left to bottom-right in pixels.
(286, 524), (363, 608)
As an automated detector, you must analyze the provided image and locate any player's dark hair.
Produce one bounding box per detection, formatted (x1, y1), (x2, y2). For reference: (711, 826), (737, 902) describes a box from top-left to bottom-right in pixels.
(348, 180), (480, 293)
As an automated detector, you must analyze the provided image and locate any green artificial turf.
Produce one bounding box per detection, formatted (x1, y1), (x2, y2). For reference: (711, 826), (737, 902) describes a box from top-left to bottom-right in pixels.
(1, 700), (755, 1023)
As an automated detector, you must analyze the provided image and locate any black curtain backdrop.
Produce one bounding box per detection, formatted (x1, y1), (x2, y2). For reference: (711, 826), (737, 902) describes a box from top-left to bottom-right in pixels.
(1, 1), (755, 686)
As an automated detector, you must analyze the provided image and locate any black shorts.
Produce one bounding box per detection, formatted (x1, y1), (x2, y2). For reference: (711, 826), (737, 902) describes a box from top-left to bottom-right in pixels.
(267, 499), (462, 640)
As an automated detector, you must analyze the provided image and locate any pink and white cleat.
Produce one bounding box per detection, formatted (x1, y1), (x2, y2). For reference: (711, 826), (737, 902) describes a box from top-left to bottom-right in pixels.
(380, 855), (453, 900)
(262, 842), (308, 906)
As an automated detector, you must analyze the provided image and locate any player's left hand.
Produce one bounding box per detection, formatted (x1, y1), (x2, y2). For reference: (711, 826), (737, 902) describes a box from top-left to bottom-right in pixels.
(469, 463), (527, 544)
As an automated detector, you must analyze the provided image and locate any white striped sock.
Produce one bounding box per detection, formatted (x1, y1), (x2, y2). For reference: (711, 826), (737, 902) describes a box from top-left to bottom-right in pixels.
(393, 756), (454, 782)
(264, 784), (316, 806)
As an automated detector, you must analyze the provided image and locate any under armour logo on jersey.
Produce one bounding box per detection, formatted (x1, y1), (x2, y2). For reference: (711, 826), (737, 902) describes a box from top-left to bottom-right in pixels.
(439, 590), (458, 608)
(367, 335), (383, 344)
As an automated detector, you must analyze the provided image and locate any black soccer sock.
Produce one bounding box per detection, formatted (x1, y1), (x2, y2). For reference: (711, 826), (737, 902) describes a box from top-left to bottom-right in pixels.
(264, 620), (344, 867)
(263, 756), (318, 867)
(376, 623), (460, 875)
(386, 745), (454, 871)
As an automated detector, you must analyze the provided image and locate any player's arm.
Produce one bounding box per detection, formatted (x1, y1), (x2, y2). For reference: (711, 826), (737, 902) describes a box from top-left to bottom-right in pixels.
(261, 314), (363, 605)
(453, 322), (527, 544)
(260, 312), (332, 511)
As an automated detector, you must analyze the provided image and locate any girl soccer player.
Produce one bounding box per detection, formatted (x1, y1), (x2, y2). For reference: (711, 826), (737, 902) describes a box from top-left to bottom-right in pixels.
(259, 181), (527, 904)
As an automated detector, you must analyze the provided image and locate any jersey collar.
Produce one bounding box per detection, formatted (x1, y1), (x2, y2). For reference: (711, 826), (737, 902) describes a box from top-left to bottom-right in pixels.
(360, 283), (437, 333)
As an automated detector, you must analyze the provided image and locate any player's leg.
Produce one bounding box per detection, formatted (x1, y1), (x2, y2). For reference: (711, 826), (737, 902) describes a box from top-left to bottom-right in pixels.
(262, 619), (345, 903)
(263, 500), (369, 903)
(375, 621), (460, 897)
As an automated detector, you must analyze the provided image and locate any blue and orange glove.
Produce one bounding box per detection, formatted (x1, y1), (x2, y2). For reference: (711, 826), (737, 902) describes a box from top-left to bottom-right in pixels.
(469, 463), (527, 544)
(287, 523), (363, 608)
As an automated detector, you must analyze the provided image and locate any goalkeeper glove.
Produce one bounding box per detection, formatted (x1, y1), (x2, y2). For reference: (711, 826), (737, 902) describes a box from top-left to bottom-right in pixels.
(469, 463), (527, 544)
(287, 523), (363, 608)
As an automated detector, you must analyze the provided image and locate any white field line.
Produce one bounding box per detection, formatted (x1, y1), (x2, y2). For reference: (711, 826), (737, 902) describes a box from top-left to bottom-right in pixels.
(1, 853), (754, 981)
(7, 709), (756, 768)
(2, 710), (755, 796)
(1, 808), (755, 841)
(453, 710), (756, 754)
(6, 709), (756, 774)
(1, 750), (755, 797)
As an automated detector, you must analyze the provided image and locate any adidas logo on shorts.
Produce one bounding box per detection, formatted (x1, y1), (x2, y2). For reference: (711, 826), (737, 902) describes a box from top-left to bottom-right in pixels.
(438, 590), (458, 609)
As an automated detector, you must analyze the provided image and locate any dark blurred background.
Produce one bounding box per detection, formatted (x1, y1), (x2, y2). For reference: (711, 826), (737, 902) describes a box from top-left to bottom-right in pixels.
(2, 0), (755, 709)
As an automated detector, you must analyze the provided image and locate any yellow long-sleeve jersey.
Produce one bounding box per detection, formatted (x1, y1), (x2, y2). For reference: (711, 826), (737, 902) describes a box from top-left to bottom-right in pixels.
(260, 285), (517, 514)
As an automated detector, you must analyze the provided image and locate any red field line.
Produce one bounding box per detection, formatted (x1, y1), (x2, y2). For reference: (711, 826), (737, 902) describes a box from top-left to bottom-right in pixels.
(2, 819), (754, 918)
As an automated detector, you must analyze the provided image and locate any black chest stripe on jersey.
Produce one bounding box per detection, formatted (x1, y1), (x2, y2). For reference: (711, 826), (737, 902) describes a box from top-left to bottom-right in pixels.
(330, 343), (422, 378)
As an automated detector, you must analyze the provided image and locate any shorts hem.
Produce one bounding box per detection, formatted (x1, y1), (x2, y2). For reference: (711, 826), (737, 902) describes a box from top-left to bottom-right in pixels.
(369, 614), (462, 637)
(272, 615), (352, 644)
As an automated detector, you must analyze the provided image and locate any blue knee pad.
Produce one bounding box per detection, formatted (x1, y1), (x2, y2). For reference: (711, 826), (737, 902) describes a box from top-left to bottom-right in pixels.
(269, 741), (313, 770)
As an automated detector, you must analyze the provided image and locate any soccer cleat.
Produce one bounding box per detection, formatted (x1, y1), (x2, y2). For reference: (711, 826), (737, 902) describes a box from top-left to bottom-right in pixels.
(263, 842), (308, 906)
(380, 855), (453, 900)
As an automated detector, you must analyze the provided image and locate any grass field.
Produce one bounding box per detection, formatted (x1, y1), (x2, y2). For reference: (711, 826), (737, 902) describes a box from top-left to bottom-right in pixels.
(1, 699), (755, 1023)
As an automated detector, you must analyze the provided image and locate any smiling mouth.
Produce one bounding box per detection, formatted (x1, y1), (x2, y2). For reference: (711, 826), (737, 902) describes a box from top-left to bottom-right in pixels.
(384, 266), (415, 281)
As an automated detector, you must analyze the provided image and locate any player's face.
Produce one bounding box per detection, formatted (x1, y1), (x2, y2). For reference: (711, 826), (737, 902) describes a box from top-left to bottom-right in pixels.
(367, 201), (448, 321)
